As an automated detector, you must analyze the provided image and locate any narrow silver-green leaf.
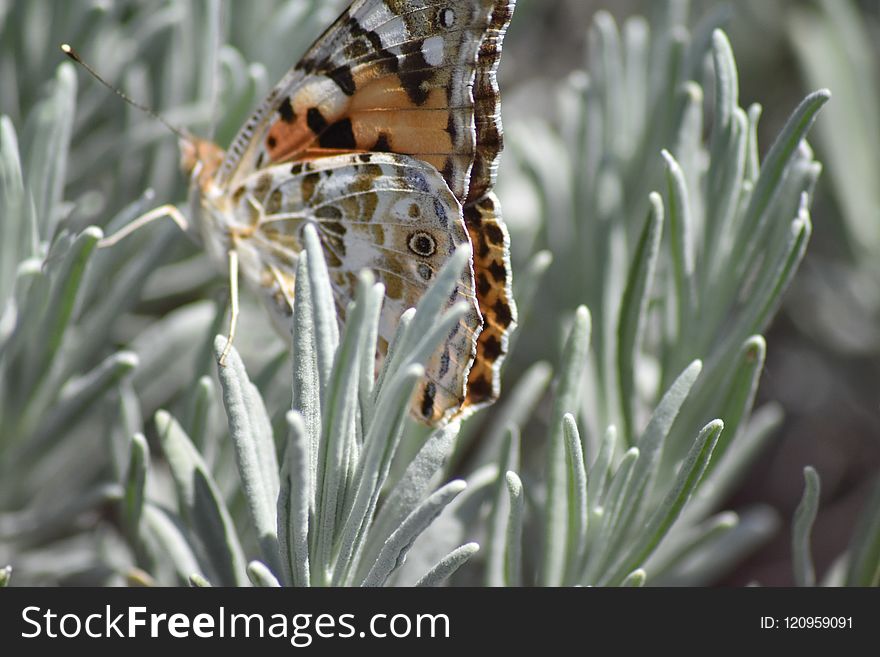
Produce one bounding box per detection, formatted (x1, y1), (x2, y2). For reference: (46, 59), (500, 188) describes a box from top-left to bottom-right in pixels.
(616, 194), (663, 442)
(588, 425), (617, 511)
(291, 250), (321, 478)
(24, 62), (76, 238)
(25, 226), (101, 393)
(610, 361), (702, 547)
(357, 281), (384, 427)
(189, 574), (213, 587)
(155, 409), (247, 586)
(372, 306), (413, 402)
(186, 376), (214, 452)
(792, 466), (820, 587)
(683, 404), (783, 521)
(28, 350), (137, 451)
(661, 150), (696, 335)
(129, 302), (215, 411)
(583, 447), (639, 582)
(313, 275), (370, 582)
(485, 426), (521, 586)
(414, 543), (479, 587)
(562, 414), (587, 583)
(660, 508), (778, 586)
(122, 432), (149, 542)
(247, 560), (281, 587)
(362, 480), (467, 587)
(601, 420), (723, 585)
(646, 511), (739, 582)
(333, 364), (423, 586)
(302, 223), (339, 397)
(0, 116), (36, 308)
(73, 228), (181, 376)
(710, 30), (738, 139)
(542, 305), (591, 586)
(1, 259), (45, 374)
(278, 410), (311, 588)
(742, 201), (813, 338)
(707, 337), (765, 469)
(621, 569), (646, 587)
(359, 422), (458, 576)
(735, 89), (830, 264)
(141, 503), (205, 586)
(745, 104), (762, 183)
(214, 336), (281, 578)
(504, 471), (524, 587)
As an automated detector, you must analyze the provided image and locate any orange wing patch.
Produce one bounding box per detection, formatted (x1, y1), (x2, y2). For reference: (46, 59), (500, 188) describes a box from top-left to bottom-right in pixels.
(264, 76), (459, 179)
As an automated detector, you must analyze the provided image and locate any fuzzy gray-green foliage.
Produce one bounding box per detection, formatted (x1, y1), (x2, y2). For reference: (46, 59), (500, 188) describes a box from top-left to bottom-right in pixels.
(1, 0), (876, 587)
(784, 0), (880, 587)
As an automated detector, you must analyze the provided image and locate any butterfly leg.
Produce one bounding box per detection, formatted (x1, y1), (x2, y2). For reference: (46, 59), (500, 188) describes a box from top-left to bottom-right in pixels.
(98, 204), (189, 248)
(218, 247), (241, 367)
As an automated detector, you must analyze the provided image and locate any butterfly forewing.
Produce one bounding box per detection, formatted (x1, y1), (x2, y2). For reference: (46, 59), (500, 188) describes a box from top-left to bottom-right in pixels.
(217, 0), (507, 203)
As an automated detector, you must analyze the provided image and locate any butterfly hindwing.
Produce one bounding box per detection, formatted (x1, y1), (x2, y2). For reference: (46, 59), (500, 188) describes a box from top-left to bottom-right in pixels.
(231, 152), (482, 424)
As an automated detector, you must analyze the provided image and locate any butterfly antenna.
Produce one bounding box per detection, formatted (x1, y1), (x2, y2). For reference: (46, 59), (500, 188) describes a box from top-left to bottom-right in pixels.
(61, 43), (192, 142)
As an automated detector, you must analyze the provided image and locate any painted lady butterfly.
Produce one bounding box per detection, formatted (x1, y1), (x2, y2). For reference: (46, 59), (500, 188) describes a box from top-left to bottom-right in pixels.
(102, 0), (517, 426)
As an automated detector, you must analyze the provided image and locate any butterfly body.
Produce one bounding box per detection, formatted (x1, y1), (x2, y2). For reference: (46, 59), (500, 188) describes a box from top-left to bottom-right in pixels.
(180, 0), (517, 425)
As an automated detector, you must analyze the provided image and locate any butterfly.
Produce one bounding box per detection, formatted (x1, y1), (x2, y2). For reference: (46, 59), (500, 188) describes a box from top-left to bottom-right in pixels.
(134, 0), (516, 425)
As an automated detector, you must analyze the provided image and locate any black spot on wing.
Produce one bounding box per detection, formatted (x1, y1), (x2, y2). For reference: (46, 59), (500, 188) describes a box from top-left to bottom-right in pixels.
(467, 375), (492, 400)
(493, 299), (513, 328)
(482, 334), (502, 360)
(438, 350), (450, 377)
(485, 223), (505, 245)
(488, 260), (506, 282)
(464, 202), (483, 227)
(433, 198), (449, 228)
(315, 205), (343, 220)
(446, 110), (458, 142)
(421, 382), (437, 419)
(398, 40), (433, 106)
(278, 97), (295, 123)
(372, 132), (391, 152)
(476, 272), (491, 296)
(307, 107), (328, 135)
(326, 65), (356, 96)
(318, 118), (357, 150)
(441, 159), (456, 193)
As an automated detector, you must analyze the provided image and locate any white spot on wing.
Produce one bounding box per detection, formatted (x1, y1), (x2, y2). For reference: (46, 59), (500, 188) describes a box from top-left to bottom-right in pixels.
(372, 17), (407, 50)
(421, 35), (445, 67)
(440, 8), (456, 28)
